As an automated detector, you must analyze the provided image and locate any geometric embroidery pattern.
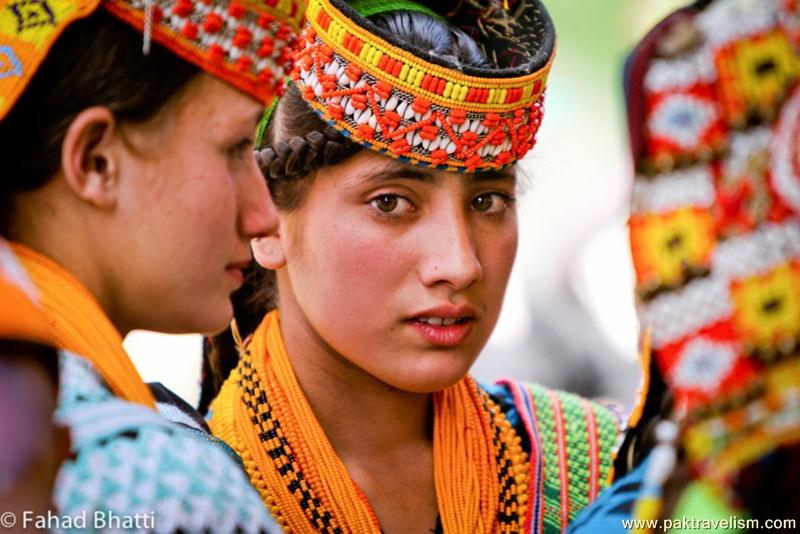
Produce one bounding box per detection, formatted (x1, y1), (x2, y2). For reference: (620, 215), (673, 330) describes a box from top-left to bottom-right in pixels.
(54, 352), (280, 533)
(9, 0), (56, 33)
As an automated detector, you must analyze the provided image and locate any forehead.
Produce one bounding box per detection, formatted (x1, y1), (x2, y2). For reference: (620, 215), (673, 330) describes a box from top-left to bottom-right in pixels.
(171, 74), (263, 130)
(338, 151), (517, 185)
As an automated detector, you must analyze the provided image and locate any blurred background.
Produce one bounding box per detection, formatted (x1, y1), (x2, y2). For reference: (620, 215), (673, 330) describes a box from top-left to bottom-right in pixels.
(126, 0), (692, 409)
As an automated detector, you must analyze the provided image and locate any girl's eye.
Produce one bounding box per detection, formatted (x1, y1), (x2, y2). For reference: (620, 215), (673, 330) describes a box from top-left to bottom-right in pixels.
(369, 194), (413, 216)
(471, 193), (513, 215)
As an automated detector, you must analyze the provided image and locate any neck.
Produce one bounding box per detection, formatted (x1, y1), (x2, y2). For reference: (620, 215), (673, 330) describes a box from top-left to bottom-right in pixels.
(277, 294), (433, 461)
(10, 188), (132, 336)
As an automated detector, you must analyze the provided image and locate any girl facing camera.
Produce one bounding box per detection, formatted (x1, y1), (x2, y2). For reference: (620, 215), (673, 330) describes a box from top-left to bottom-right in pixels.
(207, 1), (620, 532)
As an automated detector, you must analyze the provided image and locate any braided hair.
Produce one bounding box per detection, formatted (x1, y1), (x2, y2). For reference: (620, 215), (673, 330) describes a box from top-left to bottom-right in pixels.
(200, 9), (492, 412)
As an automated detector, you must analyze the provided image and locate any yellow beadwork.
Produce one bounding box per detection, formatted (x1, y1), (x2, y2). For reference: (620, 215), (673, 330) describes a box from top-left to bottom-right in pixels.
(210, 310), (530, 533)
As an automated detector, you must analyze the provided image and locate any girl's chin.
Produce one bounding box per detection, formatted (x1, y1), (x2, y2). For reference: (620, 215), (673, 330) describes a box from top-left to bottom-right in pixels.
(381, 364), (475, 394)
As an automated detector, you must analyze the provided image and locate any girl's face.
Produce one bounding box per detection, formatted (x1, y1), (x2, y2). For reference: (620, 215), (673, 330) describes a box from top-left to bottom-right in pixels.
(112, 74), (275, 334)
(268, 151), (518, 393)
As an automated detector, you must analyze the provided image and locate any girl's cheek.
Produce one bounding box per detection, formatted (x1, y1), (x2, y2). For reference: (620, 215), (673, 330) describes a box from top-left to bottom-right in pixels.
(330, 235), (401, 280)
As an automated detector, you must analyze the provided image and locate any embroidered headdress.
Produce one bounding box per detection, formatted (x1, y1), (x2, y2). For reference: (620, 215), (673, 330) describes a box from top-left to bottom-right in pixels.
(0, 0), (305, 121)
(623, 0), (800, 523)
(289, 0), (556, 172)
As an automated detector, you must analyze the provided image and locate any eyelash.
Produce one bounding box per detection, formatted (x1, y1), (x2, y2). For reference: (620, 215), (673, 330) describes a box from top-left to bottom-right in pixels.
(368, 194), (415, 219)
(470, 192), (516, 216)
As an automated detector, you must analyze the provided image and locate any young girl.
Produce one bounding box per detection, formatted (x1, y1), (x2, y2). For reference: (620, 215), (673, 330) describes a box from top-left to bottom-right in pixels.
(0, 0), (301, 529)
(208, 1), (620, 532)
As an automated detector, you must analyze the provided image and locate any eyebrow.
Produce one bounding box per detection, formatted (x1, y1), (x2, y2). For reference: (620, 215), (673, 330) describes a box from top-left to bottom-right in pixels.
(362, 162), (516, 185)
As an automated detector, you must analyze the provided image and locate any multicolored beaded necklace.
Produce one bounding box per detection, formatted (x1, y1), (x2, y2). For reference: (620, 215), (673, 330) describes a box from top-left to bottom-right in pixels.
(210, 310), (531, 532)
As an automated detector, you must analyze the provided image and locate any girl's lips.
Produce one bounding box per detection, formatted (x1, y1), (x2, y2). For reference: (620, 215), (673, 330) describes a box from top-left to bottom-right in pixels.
(407, 318), (474, 347)
(225, 258), (250, 287)
(226, 266), (244, 286)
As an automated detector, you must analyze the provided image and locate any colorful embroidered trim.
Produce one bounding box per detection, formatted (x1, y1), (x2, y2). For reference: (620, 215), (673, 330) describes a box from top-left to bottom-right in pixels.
(0, 0), (303, 122)
(523, 384), (618, 533)
(103, 0), (303, 103)
(290, 0), (554, 172)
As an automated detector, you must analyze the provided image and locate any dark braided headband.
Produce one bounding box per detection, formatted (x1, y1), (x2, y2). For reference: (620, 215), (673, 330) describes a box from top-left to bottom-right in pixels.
(256, 126), (360, 180)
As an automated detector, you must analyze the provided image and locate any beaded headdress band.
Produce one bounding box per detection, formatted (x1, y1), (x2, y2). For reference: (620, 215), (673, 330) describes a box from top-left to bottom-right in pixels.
(0, 0), (304, 121)
(290, 0), (556, 172)
(624, 0), (800, 511)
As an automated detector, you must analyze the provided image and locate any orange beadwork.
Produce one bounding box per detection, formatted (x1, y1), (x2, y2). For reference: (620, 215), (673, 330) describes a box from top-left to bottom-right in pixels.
(210, 311), (531, 533)
(12, 243), (157, 409)
(715, 28), (800, 127)
(291, 0), (554, 172)
(630, 207), (717, 296)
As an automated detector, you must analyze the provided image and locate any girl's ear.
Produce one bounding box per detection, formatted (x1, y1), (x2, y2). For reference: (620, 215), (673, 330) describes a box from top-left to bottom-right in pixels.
(252, 233), (286, 270)
(60, 106), (121, 210)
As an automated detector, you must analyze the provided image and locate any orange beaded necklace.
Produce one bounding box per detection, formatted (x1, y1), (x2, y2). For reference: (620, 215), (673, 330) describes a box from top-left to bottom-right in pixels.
(12, 243), (156, 409)
(210, 310), (530, 532)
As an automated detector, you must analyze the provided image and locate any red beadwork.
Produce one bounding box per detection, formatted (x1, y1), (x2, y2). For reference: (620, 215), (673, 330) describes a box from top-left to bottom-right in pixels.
(181, 20), (198, 39)
(392, 139), (411, 154)
(258, 69), (275, 84)
(202, 12), (223, 33)
(233, 27), (253, 48)
(384, 110), (401, 129)
(209, 43), (225, 63)
(462, 131), (478, 145)
(483, 113), (501, 128)
(228, 2), (245, 18)
(412, 98), (430, 115)
(257, 12), (274, 28)
(276, 24), (293, 40)
(258, 37), (275, 58)
(317, 10), (331, 30)
(236, 55), (253, 72)
(173, 0), (193, 16)
(431, 149), (449, 165)
(351, 94), (368, 110)
(329, 103), (344, 120)
(345, 64), (362, 83)
(358, 124), (375, 139)
(449, 109), (466, 125)
(375, 81), (392, 100)
(420, 124), (439, 141)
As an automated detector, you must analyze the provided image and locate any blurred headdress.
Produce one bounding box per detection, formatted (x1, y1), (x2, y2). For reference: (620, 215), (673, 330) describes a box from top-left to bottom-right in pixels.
(624, 0), (800, 520)
(0, 0), (306, 120)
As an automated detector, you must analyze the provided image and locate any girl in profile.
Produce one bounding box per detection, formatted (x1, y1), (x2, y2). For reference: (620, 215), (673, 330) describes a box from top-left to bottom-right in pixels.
(0, 0), (302, 529)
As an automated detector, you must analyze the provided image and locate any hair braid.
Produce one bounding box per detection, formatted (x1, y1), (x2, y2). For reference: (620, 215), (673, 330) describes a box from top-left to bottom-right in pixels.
(256, 125), (359, 180)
